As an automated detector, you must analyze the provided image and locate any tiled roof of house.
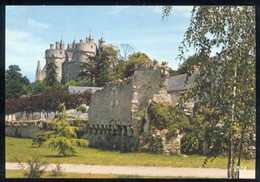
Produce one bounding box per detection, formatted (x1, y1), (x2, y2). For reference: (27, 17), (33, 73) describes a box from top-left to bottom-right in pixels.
(167, 73), (195, 92)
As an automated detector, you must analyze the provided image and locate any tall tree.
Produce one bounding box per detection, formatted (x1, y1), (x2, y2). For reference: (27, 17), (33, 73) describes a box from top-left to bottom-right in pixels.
(123, 52), (151, 78)
(45, 56), (58, 87)
(118, 43), (134, 61)
(44, 103), (89, 156)
(77, 57), (97, 86)
(5, 65), (30, 99)
(165, 6), (255, 178)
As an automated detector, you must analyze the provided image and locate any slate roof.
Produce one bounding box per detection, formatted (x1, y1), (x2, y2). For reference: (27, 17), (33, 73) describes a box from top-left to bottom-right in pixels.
(68, 86), (103, 94)
(167, 73), (195, 92)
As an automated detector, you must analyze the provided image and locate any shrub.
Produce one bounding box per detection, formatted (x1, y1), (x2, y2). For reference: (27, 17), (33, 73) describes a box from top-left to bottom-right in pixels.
(76, 105), (87, 113)
(15, 155), (49, 178)
(50, 164), (63, 177)
(148, 102), (190, 139)
(44, 103), (89, 156)
(32, 132), (47, 147)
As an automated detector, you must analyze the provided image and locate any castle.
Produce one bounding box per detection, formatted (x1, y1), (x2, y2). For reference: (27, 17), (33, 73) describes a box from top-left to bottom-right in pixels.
(35, 32), (115, 83)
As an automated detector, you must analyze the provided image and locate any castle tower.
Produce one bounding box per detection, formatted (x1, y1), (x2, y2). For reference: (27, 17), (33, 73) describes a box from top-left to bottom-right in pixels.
(35, 60), (42, 81)
(98, 34), (105, 49)
(60, 38), (65, 50)
(45, 40), (66, 82)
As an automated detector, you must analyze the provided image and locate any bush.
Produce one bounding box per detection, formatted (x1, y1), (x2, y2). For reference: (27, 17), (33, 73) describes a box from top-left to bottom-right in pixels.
(15, 155), (49, 178)
(50, 164), (63, 177)
(148, 102), (190, 139)
(76, 105), (87, 113)
(32, 132), (47, 147)
(181, 132), (201, 154)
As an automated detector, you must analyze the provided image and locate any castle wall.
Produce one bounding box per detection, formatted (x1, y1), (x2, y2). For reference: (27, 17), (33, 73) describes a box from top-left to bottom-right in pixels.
(62, 61), (79, 82)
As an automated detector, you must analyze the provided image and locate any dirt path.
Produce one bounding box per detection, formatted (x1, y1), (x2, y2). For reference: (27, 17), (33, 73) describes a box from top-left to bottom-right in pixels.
(6, 162), (255, 178)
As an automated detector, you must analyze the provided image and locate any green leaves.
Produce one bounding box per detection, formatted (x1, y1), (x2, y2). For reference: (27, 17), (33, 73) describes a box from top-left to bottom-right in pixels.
(32, 103), (89, 156)
(5, 65), (30, 99)
(148, 102), (190, 138)
(171, 6), (255, 178)
(45, 55), (59, 86)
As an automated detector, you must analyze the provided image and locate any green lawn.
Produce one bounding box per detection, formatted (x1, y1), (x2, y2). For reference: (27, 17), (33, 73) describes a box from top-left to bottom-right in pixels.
(6, 170), (194, 179)
(5, 170), (140, 178)
(5, 137), (255, 170)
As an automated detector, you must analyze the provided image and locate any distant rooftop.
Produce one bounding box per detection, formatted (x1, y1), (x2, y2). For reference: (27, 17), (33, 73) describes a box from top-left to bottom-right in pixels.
(68, 86), (103, 94)
(167, 73), (195, 92)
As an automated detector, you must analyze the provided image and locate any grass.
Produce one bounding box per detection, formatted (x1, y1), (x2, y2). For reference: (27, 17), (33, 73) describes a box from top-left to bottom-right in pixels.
(5, 170), (139, 178)
(5, 170), (194, 179)
(5, 137), (255, 170)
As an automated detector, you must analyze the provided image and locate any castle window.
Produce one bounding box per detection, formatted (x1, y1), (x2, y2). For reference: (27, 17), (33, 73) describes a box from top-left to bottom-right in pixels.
(60, 51), (62, 54)
(91, 45), (93, 49)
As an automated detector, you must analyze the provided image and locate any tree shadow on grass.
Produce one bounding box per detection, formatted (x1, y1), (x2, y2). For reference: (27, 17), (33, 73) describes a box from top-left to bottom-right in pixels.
(44, 154), (77, 158)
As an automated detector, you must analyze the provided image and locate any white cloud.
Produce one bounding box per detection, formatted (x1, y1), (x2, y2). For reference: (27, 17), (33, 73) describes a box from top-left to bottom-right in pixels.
(108, 6), (129, 15)
(6, 29), (47, 82)
(28, 18), (49, 29)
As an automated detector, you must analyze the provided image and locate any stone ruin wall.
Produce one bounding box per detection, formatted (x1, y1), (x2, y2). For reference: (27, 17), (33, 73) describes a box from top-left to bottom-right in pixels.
(84, 80), (136, 151)
(84, 61), (181, 153)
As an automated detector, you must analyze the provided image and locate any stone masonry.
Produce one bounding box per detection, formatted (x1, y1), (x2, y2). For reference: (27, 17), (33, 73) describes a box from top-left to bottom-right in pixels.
(84, 61), (181, 153)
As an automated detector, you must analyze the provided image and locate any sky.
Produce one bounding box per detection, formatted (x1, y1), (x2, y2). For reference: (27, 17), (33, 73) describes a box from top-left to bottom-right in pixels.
(6, 6), (194, 82)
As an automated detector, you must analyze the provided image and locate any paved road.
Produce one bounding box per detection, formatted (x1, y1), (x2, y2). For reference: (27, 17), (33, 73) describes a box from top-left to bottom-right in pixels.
(6, 162), (255, 179)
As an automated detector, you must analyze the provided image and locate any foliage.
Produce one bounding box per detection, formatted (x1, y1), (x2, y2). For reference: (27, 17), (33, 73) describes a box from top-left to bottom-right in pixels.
(77, 58), (97, 86)
(45, 56), (59, 86)
(169, 68), (178, 76)
(15, 155), (49, 178)
(27, 80), (51, 95)
(77, 47), (123, 87)
(123, 52), (151, 78)
(50, 164), (63, 177)
(148, 102), (190, 139)
(95, 47), (122, 86)
(76, 105), (87, 113)
(166, 6), (255, 178)
(5, 65), (30, 99)
(6, 88), (92, 116)
(43, 103), (89, 156)
(32, 132), (47, 147)
(177, 54), (199, 74)
(65, 80), (81, 87)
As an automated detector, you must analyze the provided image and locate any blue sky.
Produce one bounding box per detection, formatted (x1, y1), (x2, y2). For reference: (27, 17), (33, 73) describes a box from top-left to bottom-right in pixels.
(6, 6), (194, 82)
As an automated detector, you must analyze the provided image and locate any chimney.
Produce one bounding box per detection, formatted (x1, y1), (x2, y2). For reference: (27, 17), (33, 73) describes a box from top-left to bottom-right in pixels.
(56, 41), (60, 49)
(50, 44), (54, 49)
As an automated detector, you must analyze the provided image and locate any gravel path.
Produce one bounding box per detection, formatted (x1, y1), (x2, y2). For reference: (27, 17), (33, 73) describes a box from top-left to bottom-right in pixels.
(6, 162), (255, 178)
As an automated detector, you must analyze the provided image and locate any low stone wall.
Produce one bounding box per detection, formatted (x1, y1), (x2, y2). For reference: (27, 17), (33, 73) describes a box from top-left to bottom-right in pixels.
(5, 109), (88, 122)
(5, 121), (48, 138)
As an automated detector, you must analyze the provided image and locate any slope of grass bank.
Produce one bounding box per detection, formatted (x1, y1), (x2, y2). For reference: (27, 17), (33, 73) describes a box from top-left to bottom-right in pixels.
(5, 137), (255, 169)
